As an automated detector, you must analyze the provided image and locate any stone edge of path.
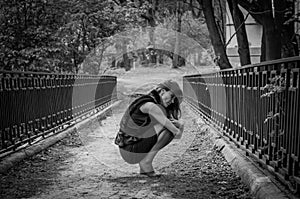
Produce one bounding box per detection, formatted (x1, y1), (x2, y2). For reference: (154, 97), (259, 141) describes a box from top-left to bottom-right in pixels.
(195, 119), (294, 199)
(0, 100), (122, 175)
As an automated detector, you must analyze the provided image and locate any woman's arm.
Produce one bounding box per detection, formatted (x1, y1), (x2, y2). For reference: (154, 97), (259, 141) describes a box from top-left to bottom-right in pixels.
(140, 102), (180, 136)
(170, 119), (184, 129)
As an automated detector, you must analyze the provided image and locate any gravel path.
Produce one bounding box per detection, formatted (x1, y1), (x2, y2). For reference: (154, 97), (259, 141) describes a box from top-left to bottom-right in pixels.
(0, 100), (253, 199)
(0, 66), (254, 199)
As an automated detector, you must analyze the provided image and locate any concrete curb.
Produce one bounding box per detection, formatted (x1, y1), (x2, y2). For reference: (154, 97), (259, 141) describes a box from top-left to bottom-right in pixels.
(188, 104), (293, 199)
(0, 101), (122, 174)
(213, 135), (289, 199)
(198, 123), (295, 199)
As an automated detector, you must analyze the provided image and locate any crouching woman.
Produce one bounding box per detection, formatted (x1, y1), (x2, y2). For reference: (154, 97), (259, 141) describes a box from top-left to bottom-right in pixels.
(115, 80), (184, 177)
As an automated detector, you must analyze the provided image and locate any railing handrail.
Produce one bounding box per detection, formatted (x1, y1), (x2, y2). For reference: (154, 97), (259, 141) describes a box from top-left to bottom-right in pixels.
(185, 56), (300, 77)
(0, 70), (117, 79)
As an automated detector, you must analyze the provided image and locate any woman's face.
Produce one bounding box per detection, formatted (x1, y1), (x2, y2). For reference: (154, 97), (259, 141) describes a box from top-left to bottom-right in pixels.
(160, 89), (176, 108)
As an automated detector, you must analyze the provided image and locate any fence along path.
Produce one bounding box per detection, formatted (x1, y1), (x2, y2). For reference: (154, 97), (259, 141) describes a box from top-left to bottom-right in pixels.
(183, 56), (300, 193)
(0, 71), (117, 157)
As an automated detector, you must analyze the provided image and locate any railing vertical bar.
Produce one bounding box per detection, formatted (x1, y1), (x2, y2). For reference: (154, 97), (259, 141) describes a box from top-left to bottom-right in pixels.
(295, 64), (300, 179)
(253, 69), (258, 152)
(0, 71), (116, 155)
(288, 66), (298, 177)
(224, 71), (229, 134)
(233, 71), (238, 139)
(246, 68), (251, 149)
(257, 69), (262, 157)
(283, 62), (293, 177)
(241, 69), (247, 146)
(227, 71), (231, 135)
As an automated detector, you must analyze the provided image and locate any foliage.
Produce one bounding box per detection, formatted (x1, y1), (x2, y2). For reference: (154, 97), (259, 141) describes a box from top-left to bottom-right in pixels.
(261, 76), (286, 98)
(1, 0), (299, 73)
(261, 75), (286, 159)
(0, 0), (68, 71)
(261, 75), (286, 129)
(0, 0), (146, 73)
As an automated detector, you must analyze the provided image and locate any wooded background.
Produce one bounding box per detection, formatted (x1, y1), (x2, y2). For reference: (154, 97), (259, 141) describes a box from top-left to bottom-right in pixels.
(0, 0), (299, 73)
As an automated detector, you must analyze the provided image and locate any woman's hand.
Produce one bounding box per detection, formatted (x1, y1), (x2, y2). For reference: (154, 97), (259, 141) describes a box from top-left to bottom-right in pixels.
(170, 119), (184, 129)
(170, 119), (184, 139)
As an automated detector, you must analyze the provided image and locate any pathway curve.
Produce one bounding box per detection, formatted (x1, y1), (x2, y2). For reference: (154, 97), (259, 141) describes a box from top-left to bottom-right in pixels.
(0, 66), (254, 199)
(0, 101), (253, 199)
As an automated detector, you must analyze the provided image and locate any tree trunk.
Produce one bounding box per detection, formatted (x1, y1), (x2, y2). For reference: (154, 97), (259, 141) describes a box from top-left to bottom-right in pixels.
(147, 1), (157, 66)
(261, 0), (281, 61)
(122, 40), (130, 71)
(157, 49), (164, 64)
(227, 0), (251, 66)
(274, 0), (297, 58)
(263, 21), (281, 61)
(97, 47), (105, 74)
(172, 0), (182, 68)
(238, 0), (297, 61)
(73, 52), (78, 73)
(148, 28), (157, 65)
(260, 29), (266, 62)
(202, 0), (232, 69)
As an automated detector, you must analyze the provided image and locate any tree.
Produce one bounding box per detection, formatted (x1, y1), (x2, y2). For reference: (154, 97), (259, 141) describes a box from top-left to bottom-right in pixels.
(238, 0), (298, 61)
(0, 0), (145, 73)
(201, 0), (232, 69)
(0, 0), (69, 71)
(227, 0), (251, 66)
(57, 0), (122, 73)
(119, 0), (192, 68)
(172, 0), (184, 68)
(188, 0), (298, 67)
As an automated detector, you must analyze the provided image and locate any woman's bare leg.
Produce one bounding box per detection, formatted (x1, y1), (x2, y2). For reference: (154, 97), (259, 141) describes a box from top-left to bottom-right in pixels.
(139, 124), (174, 173)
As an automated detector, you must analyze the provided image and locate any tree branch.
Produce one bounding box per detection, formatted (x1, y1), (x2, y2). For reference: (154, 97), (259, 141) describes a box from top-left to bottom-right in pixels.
(237, 0), (264, 24)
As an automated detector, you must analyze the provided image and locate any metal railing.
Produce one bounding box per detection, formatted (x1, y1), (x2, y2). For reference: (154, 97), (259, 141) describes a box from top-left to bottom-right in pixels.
(0, 71), (117, 157)
(183, 56), (300, 193)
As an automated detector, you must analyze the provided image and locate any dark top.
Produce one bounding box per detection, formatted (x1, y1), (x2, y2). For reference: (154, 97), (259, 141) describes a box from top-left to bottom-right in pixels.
(115, 90), (163, 147)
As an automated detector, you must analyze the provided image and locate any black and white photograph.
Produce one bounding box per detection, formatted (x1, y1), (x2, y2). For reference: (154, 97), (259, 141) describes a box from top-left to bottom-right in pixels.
(0, 0), (300, 198)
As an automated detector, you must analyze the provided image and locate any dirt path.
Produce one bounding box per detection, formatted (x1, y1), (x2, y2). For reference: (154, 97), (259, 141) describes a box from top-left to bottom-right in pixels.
(0, 102), (253, 199)
(0, 66), (254, 199)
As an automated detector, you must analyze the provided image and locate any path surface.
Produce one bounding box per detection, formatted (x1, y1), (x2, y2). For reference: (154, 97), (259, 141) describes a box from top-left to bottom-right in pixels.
(0, 65), (254, 199)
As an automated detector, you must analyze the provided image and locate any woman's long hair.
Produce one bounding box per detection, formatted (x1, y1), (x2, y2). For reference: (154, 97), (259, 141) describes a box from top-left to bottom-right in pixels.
(153, 86), (181, 120)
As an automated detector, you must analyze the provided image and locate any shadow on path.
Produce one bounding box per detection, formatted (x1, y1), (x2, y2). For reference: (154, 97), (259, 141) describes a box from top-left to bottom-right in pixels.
(0, 68), (254, 199)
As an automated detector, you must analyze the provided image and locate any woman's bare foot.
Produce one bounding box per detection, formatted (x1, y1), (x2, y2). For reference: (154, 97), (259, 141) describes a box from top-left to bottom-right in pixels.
(139, 161), (162, 178)
(139, 171), (162, 178)
(139, 160), (154, 173)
